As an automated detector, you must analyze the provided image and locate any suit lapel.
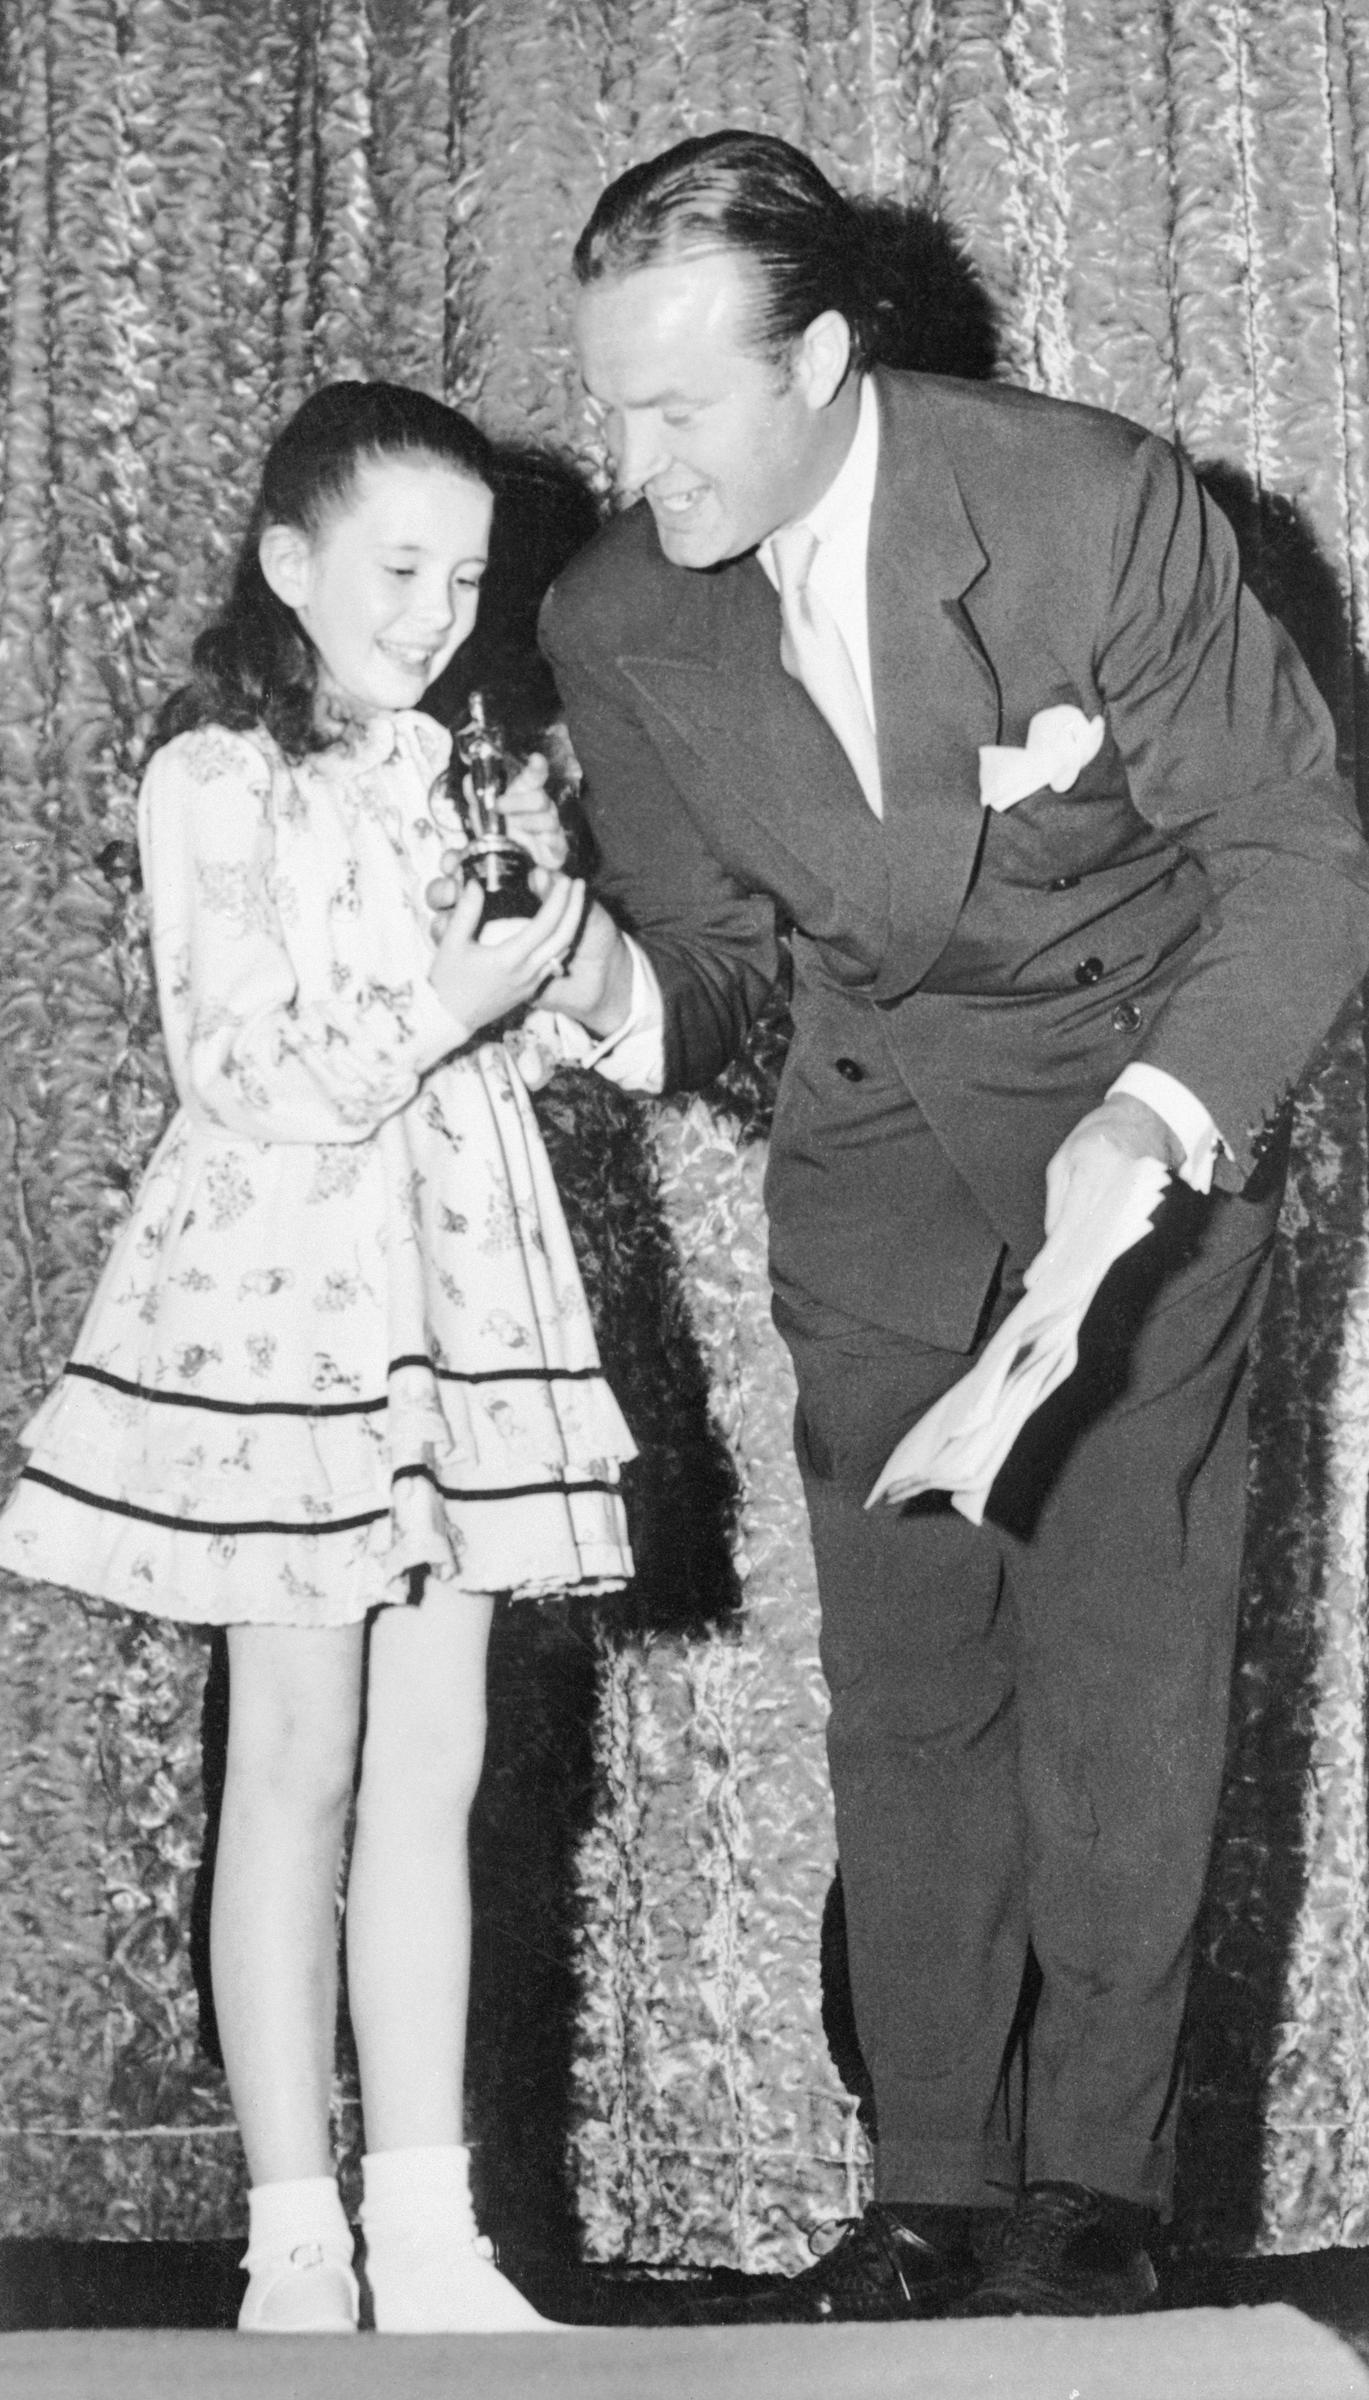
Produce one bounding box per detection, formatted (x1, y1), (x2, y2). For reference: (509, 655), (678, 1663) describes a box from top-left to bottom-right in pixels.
(868, 372), (1001, 996)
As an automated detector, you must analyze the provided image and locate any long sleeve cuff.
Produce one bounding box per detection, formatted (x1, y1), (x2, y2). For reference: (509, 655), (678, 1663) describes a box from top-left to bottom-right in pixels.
(550, 937), (666, 1092)
(412, 978), (476, 1073)
(1109, 1062), (1228, 1193)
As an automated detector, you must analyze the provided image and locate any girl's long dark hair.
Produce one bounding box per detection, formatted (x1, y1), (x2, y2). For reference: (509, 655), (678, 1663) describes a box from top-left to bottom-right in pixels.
(153, 381), (495, 762)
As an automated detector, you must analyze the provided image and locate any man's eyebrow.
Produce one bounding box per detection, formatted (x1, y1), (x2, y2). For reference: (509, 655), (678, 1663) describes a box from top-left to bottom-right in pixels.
(586, 380), (701, 408)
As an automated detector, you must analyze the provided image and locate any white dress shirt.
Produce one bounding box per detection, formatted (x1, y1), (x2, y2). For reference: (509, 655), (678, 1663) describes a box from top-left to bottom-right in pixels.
(565, 376), (1226, 1190)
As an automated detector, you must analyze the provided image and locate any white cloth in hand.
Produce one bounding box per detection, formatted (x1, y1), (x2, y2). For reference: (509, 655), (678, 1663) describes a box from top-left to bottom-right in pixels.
(866, 1152), (1171, 1525)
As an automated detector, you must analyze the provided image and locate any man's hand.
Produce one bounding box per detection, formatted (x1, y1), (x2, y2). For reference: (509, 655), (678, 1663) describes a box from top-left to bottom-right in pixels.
(529, 892), (635, 1033)
(496, 752), (568, 871)
(1043, 1093), (1182, 1237)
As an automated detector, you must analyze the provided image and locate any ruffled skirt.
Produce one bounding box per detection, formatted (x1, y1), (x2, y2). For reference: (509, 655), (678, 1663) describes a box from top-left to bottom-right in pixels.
(0, 1046), (635, 1627)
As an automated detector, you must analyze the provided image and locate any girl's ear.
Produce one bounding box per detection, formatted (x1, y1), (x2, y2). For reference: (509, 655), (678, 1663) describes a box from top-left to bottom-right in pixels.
(258, 523), (311, 608)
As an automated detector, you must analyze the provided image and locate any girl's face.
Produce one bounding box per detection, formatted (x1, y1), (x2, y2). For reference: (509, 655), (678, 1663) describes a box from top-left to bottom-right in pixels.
(263, 454), (494, 719)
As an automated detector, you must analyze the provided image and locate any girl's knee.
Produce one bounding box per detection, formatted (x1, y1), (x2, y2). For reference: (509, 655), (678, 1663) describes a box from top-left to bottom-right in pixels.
(225, 1624), (362, 1812)
(358, 1706), (486, 1825)
(232, 1718), (358, 1825)
(361, 1592), (491, 1816)
(226, 1685), (359, 1820)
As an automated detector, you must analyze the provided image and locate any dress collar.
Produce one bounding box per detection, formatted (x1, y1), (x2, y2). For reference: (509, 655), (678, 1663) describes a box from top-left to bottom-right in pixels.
(305, 707), (450, 784)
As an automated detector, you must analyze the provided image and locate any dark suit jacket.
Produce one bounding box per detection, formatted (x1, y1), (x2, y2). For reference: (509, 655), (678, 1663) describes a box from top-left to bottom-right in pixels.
(541, 372), (1369, 1349)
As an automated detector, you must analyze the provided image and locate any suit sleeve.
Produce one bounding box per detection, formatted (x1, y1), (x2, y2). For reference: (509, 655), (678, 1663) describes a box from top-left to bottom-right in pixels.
(539, 599), (781, 1091)
(1095, 435), (1369, 1184)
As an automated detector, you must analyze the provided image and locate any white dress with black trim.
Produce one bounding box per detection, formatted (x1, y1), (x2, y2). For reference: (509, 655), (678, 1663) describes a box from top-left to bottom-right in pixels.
(0, 711), (636, 1627)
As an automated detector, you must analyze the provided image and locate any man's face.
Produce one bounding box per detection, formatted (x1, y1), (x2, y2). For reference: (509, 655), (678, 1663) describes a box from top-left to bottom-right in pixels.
(574, 248), (846, 568)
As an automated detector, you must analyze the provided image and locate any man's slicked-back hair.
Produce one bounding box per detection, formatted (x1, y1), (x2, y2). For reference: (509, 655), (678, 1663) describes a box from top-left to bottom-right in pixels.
(572, 130), (883, 375)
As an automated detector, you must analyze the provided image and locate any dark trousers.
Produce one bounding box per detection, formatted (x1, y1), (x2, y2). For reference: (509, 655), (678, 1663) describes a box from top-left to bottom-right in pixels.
(776, 1181), (1278, 2218)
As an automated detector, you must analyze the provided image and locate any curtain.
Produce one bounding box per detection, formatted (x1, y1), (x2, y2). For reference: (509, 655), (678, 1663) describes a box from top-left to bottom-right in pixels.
(2, 0), (1367, 2261)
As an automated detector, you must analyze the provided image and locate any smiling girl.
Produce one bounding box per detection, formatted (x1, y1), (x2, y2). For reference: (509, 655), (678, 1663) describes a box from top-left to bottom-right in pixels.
(0, 382), (635, 2334)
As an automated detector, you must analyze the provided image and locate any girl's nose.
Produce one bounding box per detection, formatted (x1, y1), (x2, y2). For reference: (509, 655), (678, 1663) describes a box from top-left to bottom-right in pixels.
(412, 586), (458, 634)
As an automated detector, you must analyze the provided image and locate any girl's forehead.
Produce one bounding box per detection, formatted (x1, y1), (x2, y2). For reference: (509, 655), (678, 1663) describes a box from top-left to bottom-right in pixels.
(338, 452), (493, 539)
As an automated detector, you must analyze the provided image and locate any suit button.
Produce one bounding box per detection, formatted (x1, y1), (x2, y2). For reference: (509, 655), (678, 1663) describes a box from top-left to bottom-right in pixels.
(1050, 873), (1080, 891)
(1074, 956), (1105, 986)
(834, 1056), (866, 1082)
(1111, 1000), (1142, 1033)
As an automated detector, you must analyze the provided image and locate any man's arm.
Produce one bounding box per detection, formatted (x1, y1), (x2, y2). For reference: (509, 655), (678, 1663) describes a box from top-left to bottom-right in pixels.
(1084, 436), (1369, 1187)
(538, 606), (781, 1092)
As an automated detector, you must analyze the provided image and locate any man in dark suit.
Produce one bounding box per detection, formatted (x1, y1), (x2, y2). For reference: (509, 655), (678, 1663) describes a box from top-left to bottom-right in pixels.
(526, 131), (1369, 2316)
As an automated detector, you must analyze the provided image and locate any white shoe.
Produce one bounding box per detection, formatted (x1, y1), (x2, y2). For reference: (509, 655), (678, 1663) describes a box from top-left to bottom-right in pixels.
(238, 2235), (360, 2333)
(367, 2224), (559, 2333)
(361, 2143), (561, 2333)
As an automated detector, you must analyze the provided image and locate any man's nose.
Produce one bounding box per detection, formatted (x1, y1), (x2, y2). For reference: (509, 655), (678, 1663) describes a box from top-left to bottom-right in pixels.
(613, 412), (669, 494)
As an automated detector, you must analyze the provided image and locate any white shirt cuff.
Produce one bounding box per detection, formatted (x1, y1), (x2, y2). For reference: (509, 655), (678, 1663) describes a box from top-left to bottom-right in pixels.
(549, 936), (665, 1092)
(1109, 1063), (1226, 1193)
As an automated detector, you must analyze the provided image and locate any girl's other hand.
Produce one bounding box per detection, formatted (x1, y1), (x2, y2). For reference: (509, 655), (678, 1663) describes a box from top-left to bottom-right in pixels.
(426, 848), (465, 938)
(429, 872), (588, 1035)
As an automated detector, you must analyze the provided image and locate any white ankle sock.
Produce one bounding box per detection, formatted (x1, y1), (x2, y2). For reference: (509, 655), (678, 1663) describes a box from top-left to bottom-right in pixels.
(246, 2175), (353, 2257)
(361, 2144), (477, 2231)
(361, 2144), (557, 2333)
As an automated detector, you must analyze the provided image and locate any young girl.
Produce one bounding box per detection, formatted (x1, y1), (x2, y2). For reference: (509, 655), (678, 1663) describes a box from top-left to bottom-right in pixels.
(0, 382), (636, 2335)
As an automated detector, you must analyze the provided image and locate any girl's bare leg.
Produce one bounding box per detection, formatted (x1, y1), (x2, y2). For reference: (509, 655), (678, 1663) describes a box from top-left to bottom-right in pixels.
(345, 1581), (493, 2145)
(348, 1583), (553, 2328)
(212, 1621), (364, 2182)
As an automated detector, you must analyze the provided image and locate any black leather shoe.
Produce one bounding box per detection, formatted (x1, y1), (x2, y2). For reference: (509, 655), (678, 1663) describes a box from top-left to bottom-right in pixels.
(957, 2181), (1159, 2316)
(686, 2202), (992, 2324)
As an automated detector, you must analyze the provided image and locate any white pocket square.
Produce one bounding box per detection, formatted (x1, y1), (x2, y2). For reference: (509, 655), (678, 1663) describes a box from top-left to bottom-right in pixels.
(979, 705), (1105, 813)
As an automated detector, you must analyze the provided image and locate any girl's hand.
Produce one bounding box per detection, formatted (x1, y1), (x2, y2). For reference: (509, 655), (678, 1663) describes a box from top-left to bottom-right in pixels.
(427, 850), (466, 939)
(479, 752), (568, 871)
(429, 871), (588, 1035)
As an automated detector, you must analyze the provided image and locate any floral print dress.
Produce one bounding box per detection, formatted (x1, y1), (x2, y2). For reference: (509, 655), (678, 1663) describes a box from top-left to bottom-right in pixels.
(0, 711), (635, 1627)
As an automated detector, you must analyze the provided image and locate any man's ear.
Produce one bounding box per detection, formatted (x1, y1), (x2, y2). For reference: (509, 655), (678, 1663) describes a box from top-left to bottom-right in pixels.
(258, 522), (311, 608)
(795, 309), (853, 412)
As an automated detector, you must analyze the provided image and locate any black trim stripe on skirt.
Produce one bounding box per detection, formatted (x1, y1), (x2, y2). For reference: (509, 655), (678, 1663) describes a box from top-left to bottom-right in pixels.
(19, 1461), (621, 1539)
(63, 1357), (608, 1418)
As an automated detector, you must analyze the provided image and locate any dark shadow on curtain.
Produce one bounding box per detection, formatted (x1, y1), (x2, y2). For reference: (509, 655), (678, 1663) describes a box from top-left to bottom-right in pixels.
(425, 443), (601, 754)
(854, 196), (1000, 382)
(188, 1634), (228, 2072)
(1172, 463), (1363, 2252)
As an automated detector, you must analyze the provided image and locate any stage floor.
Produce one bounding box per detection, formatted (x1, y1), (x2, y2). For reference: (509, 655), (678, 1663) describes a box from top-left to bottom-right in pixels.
(4, 2242), (1369, 2397)
(1, 2307), (1367, 2400)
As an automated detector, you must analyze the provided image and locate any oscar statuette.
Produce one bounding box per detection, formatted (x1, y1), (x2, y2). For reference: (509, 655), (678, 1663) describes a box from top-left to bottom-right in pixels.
(446, 691), (541, 933)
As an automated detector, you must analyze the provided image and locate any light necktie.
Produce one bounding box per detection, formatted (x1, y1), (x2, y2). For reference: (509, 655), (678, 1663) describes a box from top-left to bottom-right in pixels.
(770, 520), (882, 816)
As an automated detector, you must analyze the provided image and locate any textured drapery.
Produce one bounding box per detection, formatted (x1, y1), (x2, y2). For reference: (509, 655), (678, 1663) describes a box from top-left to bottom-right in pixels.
(2, 0), (1368, 2263)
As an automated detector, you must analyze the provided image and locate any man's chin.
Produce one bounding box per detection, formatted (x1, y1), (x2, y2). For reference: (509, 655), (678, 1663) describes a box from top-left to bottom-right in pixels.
(650, 507), (734, 571)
